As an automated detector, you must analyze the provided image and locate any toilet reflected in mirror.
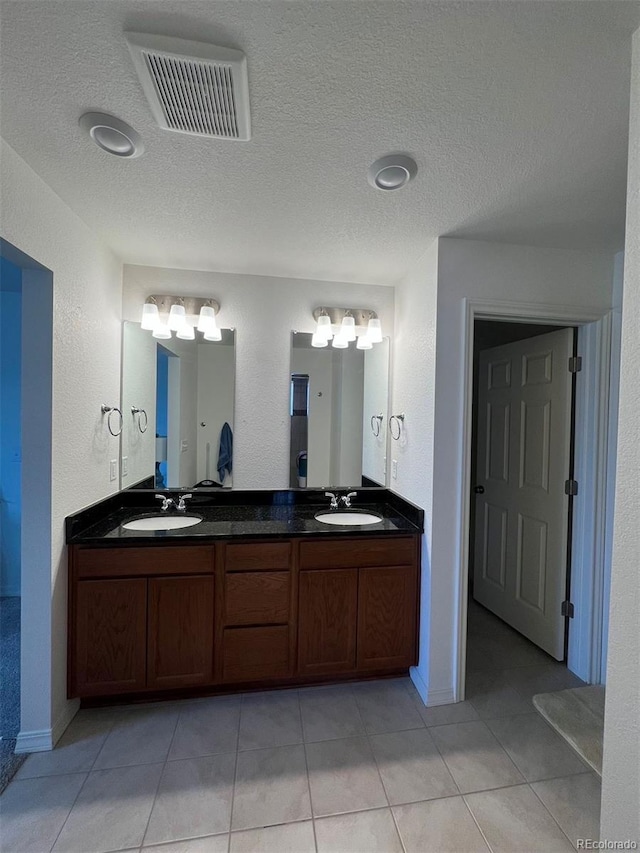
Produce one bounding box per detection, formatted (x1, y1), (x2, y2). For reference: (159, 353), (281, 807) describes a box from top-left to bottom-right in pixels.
(289, 332), (390, 488)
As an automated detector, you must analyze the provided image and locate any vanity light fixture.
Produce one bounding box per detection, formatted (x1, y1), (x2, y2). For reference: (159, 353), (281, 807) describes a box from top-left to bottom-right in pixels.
(312, 307), (384, 349)
(140, 295), (222, 341)
(316, 311), (333, 341)
(311, 330), (328, 348)
(141, 299), (160, 330)
(168, 300), (186, 331)
(367, 314), (383, 343)
(341, 312), (357, 342)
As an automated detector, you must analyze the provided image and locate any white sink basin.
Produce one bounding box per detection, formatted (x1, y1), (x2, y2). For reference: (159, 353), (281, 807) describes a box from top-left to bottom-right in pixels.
(315, 511), (383, 526)
(122, 515), (202, 531)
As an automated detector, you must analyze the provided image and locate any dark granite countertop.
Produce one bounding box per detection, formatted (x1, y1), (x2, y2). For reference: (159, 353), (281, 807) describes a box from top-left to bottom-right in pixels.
(66, 488), (423, 546)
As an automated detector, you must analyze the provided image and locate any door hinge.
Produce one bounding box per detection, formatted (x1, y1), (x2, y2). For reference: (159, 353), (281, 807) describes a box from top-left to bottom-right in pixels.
(561, 600), (575, 618)
(565, 479), (579, 496)
(568, 356), (582, 373)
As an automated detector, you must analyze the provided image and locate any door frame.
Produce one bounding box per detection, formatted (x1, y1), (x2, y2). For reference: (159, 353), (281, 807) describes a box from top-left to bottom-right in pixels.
(456, 298), (615, 700)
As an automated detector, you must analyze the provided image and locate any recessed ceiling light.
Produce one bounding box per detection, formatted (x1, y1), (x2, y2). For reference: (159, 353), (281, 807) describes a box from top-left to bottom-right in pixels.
(79, 112), (144, 158)
(367, 154), (417, 191)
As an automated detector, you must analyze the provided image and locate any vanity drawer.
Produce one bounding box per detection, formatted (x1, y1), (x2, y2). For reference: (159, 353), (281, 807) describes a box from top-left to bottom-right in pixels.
(222, 626), (291, 682)
(299, 537), (415, 570)
(224, 541), (292, 572)
(225, 571), (290, 626)
(75, 546), (215, 579)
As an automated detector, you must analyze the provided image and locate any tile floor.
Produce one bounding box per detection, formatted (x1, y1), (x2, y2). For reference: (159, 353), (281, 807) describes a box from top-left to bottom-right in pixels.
(0, 600), (600, 853)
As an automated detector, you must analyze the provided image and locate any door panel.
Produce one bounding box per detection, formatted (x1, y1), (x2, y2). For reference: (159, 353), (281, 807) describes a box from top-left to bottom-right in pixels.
(147, 576), (214, 688)
(357, 565), (417, 670)
(75, 579), (147, 696)
(297, 569), (357, 674)
(474, 328), (573, 659)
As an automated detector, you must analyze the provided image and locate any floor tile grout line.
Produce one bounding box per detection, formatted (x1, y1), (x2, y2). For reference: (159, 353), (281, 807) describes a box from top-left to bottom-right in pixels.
(44, 709), (124, 853)
(138, 711), (180, 849)
(227, 696), (243, 845)
(351, 681), (409, 852)
(298, 692), (319, 852)
(528, 777), (586, 850)
(460, 791), (496, 853)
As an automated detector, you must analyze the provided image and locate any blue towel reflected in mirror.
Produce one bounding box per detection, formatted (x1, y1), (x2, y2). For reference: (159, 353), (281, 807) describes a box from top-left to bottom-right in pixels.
(217, 421), (233, 483)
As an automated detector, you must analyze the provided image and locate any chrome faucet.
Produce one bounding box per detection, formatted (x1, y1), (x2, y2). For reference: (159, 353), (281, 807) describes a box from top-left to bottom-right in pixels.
(176, 493), (193, 512)
(155, 494), (175, 512)
(341, 492), (357, 508)
(325, 491), (339, 510)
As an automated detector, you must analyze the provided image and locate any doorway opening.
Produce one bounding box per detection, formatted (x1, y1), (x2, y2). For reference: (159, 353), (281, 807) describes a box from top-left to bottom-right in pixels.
(465, 320), (587, 713)
(457, 302), (617, 710)
(0, 238), (53, 774)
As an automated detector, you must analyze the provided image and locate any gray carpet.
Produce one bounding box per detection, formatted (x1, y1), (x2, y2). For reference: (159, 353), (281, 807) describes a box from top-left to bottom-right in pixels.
(533, 684), (605, 776)
(0, 596), (26, 792)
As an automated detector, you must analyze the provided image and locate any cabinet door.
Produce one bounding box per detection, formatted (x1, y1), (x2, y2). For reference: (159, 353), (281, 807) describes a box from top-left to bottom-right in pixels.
(298, 569), (358, 675)
(357, 566), (417, 670)
(147, 576), (215, 689)
(74, 579), (147, 696)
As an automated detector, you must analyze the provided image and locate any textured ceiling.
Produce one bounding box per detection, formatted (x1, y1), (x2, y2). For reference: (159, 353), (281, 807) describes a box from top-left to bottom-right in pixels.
(1, 1), (638, 285)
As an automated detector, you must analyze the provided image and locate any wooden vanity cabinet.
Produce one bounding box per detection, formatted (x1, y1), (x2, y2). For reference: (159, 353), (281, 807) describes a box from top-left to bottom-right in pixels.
(68, 534), (420, 700)
(69, 545), (216, 697)
(297, 537), (419, 677)
(220, 541), (294, 683)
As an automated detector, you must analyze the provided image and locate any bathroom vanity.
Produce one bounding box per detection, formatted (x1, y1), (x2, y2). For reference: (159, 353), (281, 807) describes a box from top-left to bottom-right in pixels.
(66, 490), (422, 702)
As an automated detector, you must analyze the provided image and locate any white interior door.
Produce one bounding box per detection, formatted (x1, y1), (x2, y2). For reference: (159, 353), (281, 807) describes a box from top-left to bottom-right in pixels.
(473, 328), (574, 660)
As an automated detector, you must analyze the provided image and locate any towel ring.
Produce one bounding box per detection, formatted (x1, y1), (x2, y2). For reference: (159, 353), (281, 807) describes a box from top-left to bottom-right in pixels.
(101, 405), (123, 437)
(131, 406), (148, 434)
(370, 414), (383, 437)
(389, 413), (405, 441)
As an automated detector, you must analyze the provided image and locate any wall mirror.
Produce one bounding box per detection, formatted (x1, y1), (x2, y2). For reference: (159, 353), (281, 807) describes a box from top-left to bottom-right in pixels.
(120, 321), (235, 489)
(289, 332), (390, 488)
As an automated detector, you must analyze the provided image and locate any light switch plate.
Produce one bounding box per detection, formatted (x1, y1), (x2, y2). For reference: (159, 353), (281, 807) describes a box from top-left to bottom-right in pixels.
(392, 459), (398, 479)
(109, 459), (117, 481)
(181, 440), (188, 453)
(122, 456), (128, 477)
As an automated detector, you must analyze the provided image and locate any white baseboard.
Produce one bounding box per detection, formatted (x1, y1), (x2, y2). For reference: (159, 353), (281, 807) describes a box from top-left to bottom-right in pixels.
(426, 686), (456, 706)
(15, 728), (53, 753)
(15, 700), (79, 753)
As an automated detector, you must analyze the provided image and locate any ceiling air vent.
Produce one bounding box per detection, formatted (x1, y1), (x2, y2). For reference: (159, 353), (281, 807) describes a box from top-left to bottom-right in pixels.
(125, 33), (251, 141)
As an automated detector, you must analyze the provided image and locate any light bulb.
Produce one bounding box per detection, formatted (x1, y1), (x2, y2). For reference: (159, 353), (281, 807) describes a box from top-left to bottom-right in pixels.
(203, 325), (222, 342)
(140, 302), (159, 330)
(367, 317), (383, 343)
(311, 330), (328, 347)
(152, 322), (172, 340)
(356, 335), (373, 350)
(176, 322), (195, 340)
(168, 303), (186, 331)
(316, 313), (333, 340)
(341, 314), (356, 342)
(332, 333), (349, 349)
(197, 305), (217, 333)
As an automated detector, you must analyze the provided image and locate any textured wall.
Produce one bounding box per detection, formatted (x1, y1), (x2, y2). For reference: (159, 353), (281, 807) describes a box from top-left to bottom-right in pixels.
(123, 265), (394, 489)
(1, 138), (123, 741)
(601, 28), (640, 843)
(390, 240), (439, 702)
